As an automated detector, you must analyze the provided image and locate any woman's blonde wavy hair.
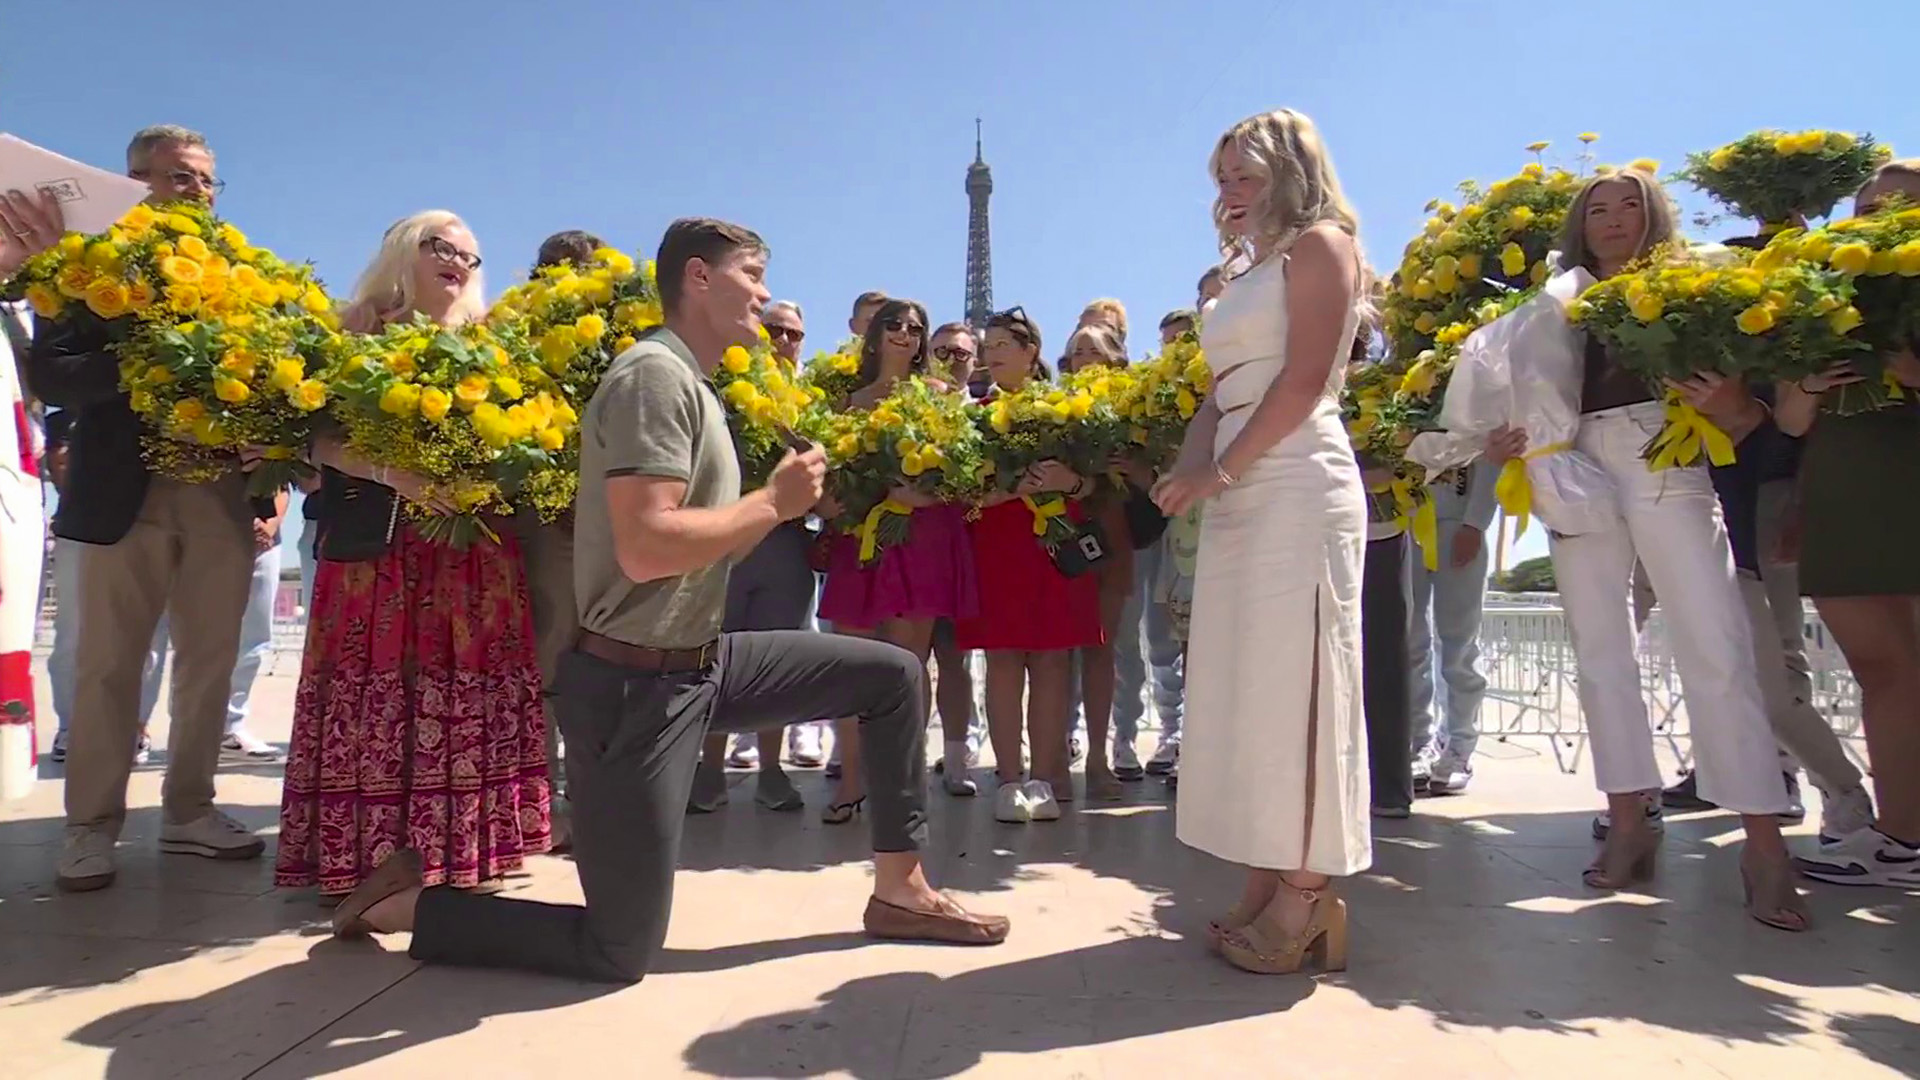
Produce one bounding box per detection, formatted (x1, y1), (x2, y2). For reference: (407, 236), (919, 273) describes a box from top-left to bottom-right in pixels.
(343, 210), (486, 331)
(1211, 108), (1373, 320)
(1555, 167), (1680, 273)
(1062, 323), (1128, 373)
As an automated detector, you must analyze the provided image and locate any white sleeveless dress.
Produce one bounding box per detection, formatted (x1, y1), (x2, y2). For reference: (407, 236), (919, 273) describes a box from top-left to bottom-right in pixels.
(1176, 252), (1372, 876)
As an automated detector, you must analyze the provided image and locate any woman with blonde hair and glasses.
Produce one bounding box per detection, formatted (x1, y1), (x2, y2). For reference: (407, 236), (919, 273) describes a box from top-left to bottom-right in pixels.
(276, 211), (552, 900)
(1152, 108), (1370, 974)
(1483, 168), (1806, 930)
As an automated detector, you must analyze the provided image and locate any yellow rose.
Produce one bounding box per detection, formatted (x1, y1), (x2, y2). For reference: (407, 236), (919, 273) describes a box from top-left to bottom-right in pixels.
(1500, 243), (1527, 278)
(160, 256), (204, 285)
(379, 382), (421, 415)
(1628, 158), (1659, 175)
(171, 399), (206, 427)
(1413, 312), (1438, 335)
(412, 386), (449, 422)
(493, 375), (524, 400)
(214, 376), (251, 404)
(1735, 304), (1776, 335)
(721, 346), (752, 374)
(454, 373), (491, 409)
(1410, 277), (1437, 301)
(128, 389), (156, 414)
(164, 213), (202, 236)
(1829, 243), (1872, 276)
(176, 235), (211, 262)
(1456, 253), (1483, 281)
(1175, 387), (1198, 419)
(613, 334), (637, 352)
(575, 313), (607, 342)
(120, 204), (157, 232)
(1505, 206), (1535, 233)
(300, 286), (331, 314)
(266, 358), (303, 390)
(832, 433), (860, 458)
(55, 263), (94, 299)
(1826, 305), (1864, 336)
(1628, 292), (1664, 322)
(537, 426), (565, 451)
(291, 379), (328, 412)
(1867, 251), (1897, 276)
(1708, 147), (1735, 171)
(1825, 131), (1856, 151)
(83, 280), (131, 320)
(23, 284), (62, 318)
(1894, 242), (1920, 277)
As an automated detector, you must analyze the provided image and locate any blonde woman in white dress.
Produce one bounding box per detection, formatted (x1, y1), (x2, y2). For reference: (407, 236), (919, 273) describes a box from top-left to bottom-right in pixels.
(1154, 108), (1371, 975)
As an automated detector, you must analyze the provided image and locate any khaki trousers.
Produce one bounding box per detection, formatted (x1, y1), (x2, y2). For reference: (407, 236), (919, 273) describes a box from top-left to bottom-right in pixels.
(66, 476), (254, 833)
(523, 519), (577, 794)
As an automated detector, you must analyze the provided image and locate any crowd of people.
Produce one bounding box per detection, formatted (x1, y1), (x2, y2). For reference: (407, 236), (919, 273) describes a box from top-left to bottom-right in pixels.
(0, 107), (1915, 987)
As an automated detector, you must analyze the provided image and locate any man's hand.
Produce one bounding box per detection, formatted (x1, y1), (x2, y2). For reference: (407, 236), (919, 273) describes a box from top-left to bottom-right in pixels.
(767, 444), (827, 520)
(0, 189), (65, 282)
(1665, 372), (1756, 426)
(1450, 524), (1484, 569)
(1484, 425), (1528, 465)
(252, 519), (278, 554)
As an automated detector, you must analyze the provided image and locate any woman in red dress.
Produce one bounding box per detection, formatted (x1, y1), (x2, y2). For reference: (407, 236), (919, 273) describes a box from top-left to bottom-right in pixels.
(952, 307), (1104, 824)
(275, 211), (550, 898)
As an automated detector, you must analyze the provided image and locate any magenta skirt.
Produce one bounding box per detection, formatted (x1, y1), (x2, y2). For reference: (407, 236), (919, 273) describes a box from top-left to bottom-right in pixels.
(819, 504), (979, 629)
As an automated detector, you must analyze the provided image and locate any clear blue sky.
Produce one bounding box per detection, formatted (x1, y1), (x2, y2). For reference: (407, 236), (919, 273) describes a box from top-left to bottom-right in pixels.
(11, 0), (1916, 568)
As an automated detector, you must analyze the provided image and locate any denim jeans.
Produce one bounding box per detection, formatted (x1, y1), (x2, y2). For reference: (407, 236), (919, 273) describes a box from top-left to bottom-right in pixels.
(225, 542), (282, 732)
(49, 537), (166, 734)
(1408, 525), (1491, 761)
(1068, 534), (1185, 740)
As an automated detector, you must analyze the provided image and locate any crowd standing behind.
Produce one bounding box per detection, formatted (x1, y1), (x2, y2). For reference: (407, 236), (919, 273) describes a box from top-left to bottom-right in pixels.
(1, 111), (1916, 988)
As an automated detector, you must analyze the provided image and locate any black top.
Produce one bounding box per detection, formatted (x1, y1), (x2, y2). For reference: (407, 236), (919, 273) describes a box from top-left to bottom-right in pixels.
(27, 315), (152, 544)
(1708, 384), (1801, 575)
(1581, 335), (1656, 414)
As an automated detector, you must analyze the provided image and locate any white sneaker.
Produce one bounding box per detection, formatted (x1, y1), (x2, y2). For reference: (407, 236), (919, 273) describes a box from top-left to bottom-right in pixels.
(221, 726), (280, 761)
(57, 826), (117, 892)
(994, 782), (1032, 823)
(727, 734), (759, 768)
(133, 733), (152, 766)
(1111, 737), (1143, 780)
(1797, 827), (1920, 888)
(941, 740), (978, 796)
(1429, 752), (1473, 795)
(1146, 733), (1180, 775)
(788, 723), (824, 768)
(159, 808), (266, 860)
(1818, 785), (1877, 843)
(1024, 779), (1062, 822)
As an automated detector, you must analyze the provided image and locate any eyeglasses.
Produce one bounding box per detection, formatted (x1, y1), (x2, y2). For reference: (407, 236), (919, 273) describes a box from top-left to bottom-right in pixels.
(933, 344), (975, 364)
(882, 317), (925, 337)
(765, 324), (805, 344)
(131, 168), (225, 194)
(420, 236), (483, 271)
(986, 305), (1035, 345)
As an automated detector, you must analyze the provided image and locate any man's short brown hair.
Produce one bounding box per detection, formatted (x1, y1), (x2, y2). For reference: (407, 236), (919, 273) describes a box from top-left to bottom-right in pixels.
(656, 218), (767, 314)
(1159, 308), (1199, 330)
(931, 321), (972, 340)
(851, 290), (888, 316)
(126, 124), (210, 172)
(535, 229), (604, 270)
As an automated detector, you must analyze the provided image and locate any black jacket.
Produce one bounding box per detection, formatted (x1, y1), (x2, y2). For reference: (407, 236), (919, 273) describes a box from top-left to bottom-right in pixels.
(27, 315), (152, 544)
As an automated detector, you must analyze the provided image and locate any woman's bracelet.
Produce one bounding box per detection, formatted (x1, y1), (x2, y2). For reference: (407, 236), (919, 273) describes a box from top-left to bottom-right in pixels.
(1213, 460), (1238, 488)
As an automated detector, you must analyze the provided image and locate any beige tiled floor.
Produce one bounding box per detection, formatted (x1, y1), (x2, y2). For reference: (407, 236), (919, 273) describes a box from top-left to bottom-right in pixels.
(2, 664), (1916, 1078)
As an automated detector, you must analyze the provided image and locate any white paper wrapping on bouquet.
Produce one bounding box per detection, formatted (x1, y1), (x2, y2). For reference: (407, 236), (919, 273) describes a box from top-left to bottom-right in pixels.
(1410, 268), (1617, 537)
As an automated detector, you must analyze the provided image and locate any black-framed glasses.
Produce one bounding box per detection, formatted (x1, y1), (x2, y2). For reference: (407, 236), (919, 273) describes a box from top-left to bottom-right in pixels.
(933, 344), (975, 364)
(882, 317), (925, 337)
(421, 236), (483, 271)
(130, 168), (225, 194)
(765, 324), (805, 344)
(986, 305), (1034, 345)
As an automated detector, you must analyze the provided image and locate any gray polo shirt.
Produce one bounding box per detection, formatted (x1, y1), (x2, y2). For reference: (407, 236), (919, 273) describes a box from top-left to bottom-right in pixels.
(574, 327), (741, 648)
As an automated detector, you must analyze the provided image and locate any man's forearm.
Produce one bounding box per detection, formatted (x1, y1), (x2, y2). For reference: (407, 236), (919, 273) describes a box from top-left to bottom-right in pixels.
(619, 488), (783, 583)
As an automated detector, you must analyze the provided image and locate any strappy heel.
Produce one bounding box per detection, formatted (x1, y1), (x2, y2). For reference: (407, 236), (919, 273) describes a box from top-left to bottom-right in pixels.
(822, 796), (865, 825)
(1583, 822), (1660, 890)
(1742, 850), (1812, 933)
(1204, 901), (1258, 952)
(1218, 885), (1349, 975)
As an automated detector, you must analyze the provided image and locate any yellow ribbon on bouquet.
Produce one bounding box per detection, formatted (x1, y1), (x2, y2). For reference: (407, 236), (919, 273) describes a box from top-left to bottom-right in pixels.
(1021, 494), (1069, 537)
(857, 498), (913, 563)
(1495, 441), (1574, 539)
(1645, 392), (1736, 471)
(1376, 477), (1442, 572)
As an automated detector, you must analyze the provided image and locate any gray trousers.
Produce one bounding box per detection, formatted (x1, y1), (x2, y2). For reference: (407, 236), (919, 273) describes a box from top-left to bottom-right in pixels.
(408, 630), (929, 983)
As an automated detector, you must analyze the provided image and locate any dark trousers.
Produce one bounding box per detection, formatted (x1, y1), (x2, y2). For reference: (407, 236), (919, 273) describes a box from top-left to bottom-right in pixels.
(408, 630), (928, 983)
(1362, 534), (1414, 811)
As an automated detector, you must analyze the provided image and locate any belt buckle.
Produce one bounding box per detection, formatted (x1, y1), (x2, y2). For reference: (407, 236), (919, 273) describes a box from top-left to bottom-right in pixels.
(696, 640), (718, 669)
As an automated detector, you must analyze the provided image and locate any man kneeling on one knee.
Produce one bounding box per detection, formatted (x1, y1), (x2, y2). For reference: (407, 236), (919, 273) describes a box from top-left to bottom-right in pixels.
(329, 217), (1008, 983)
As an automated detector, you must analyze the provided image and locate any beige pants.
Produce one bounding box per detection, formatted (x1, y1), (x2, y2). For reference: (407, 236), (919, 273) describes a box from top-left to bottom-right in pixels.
(523, 519), (576, 794)
(66, 476), (254, 833)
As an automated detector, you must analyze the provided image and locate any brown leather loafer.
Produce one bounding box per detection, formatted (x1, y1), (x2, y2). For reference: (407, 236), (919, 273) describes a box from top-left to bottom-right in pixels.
(332, 848), (423, 938)
(863, 894), (1010, 945)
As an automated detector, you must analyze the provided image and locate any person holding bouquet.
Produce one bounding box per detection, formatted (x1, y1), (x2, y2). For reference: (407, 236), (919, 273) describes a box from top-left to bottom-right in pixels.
(275, 211), (551, 899)
(953, 306), (1104, 824)
(815, 298), (979, 824)
(1776, 160), (1920, 890)
(1484, 169), (1806, 930)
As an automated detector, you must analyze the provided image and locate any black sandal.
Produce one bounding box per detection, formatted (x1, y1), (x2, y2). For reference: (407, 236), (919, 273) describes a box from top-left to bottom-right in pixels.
(822, 796), (866, 825)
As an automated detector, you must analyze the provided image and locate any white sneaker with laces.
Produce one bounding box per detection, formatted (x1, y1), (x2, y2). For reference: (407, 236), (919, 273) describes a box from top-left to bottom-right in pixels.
(221, 726), (280, 761)
(57, 827), (117, 892)
(1146, 733), (1180, 775)
(727, 734), (759, 768)
(1797, 827), (1920, 888)
(994, 782), (1031, 823)
(1024, 779), (1062, 822)
(1429, 752), (1473, 795)
(1817, 785), (1876, 844)
(1111, 737), (1143, 779)
(159, 808), (266, 860)
(788, 723), (824, 767)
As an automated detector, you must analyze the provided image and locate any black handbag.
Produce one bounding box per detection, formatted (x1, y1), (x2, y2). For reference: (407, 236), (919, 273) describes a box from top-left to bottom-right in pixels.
(317, 468), (400, 562)
(1048, 514), (1112, 578)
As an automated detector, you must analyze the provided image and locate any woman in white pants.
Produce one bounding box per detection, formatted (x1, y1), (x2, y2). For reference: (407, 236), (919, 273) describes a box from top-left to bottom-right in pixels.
(1485, 168), (1806, 931)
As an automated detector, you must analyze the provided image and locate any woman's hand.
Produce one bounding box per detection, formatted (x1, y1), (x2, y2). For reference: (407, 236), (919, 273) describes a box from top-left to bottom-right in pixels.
(379, 468), (456, 515)
(1797, 362), (1864, 395)
(1665, 372), (1751, 418)
(1023, 459), (1087, 496)
(1887, 348), (1920, 390)
(1484, 425), (1528, 465)
(0, 188), (65, 283)
(1151, 462), (1225, 517)
(1110, 451), (1153, 487)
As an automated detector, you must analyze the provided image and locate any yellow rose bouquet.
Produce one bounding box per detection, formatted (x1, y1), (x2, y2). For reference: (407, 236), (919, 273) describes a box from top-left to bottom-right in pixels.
(1111, 333), (1211, 470)
(710, 342), (821, 489)
(325, 317), (577, 544)
(1675, 130), (1891, 231)
(809, 378), (988, 563)
(1572, 246), (1866, 466)
(1760, 206), (1920, 413)
(795, 345), (864, 405)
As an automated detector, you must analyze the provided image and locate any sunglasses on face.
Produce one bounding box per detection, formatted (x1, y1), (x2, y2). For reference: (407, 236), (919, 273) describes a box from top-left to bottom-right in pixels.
(933, 344), (975, 363)
(420, 236), (483, 271)
(132, 168), (225, 193)
(882, 317), (925, 336)
(765, 324), (805, 343)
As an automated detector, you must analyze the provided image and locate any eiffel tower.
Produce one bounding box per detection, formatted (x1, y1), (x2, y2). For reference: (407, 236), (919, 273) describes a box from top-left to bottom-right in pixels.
(964, 119), (993, 333)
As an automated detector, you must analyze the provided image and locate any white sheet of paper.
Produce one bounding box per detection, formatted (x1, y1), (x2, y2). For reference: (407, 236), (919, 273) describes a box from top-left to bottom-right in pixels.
(0, 134), (150, 235)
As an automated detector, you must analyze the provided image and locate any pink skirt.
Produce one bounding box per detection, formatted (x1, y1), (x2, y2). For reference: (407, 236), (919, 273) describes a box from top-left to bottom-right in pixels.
(819, 504), (978, 629)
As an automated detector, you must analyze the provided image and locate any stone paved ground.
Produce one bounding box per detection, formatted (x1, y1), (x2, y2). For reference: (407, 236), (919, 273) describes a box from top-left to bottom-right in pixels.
(2, 661), (1916, 1078)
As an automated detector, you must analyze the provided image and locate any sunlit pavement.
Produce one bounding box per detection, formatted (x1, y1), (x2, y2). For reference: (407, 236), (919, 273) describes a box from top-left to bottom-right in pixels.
(3, 660), (1915, 1078)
